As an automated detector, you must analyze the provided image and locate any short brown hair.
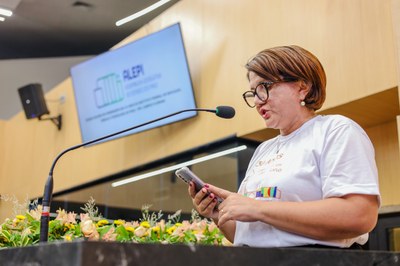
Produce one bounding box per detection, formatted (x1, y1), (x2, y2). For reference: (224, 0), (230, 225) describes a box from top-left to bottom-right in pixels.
(245, 45), (326, 110)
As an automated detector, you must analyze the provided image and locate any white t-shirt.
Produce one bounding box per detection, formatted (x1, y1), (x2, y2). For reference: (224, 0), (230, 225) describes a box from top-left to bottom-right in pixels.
(234, 115), (380, 247)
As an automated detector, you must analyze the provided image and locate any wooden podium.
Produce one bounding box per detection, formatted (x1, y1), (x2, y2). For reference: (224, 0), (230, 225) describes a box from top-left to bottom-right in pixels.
(0, 240), (399, 266)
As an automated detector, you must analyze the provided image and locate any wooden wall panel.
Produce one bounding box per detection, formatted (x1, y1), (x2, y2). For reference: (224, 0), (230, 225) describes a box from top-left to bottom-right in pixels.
(0, 0), (398, 220)
(366, 120), (400, 206)
(393, 0), (400, 102)
(0, 119), (4, 198)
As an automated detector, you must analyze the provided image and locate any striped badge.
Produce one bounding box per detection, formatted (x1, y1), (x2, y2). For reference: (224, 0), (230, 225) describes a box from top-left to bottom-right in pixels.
(255, 187), (281, 199)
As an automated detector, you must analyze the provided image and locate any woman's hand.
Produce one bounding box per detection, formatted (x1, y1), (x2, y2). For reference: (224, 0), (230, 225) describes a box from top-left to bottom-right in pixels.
(188, 182), (238, 243)
(188, 182), (256, 224)
(206, 184), (261, 227)
(188, 182), (219, 220)
(188, 183), (260, 226)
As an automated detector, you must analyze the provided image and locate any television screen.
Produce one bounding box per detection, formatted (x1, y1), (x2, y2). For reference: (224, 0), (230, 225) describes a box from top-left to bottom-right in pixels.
(70, 23), (196, 145)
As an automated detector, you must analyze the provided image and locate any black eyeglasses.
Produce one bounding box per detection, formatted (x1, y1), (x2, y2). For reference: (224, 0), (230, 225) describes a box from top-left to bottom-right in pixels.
(242, 77), (298, 108)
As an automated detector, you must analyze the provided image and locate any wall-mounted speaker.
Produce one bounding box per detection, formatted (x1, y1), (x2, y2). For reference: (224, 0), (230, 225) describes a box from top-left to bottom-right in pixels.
(18, 83), (50, 119)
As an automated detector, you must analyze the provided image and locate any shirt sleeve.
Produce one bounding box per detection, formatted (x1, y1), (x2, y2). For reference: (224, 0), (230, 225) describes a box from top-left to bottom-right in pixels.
(319, 120), (380, 203)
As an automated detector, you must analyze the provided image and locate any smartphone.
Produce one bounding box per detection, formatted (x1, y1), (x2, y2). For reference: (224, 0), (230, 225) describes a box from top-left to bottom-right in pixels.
(175, 166), (223, 204)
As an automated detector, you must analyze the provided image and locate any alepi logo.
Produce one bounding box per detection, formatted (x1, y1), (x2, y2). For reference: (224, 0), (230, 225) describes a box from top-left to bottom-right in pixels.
(94, 65), (144, 108)
(94, 73), (124, 108)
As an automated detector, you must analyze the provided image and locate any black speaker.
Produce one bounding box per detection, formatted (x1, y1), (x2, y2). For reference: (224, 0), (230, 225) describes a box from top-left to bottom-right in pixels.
(18, 83), (49, 119)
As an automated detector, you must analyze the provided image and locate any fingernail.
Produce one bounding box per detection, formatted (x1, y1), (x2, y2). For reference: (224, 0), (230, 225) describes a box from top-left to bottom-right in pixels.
(204, 184), (209, 188)
(202, 188), (207, 193)
(209, 194), (214, 199)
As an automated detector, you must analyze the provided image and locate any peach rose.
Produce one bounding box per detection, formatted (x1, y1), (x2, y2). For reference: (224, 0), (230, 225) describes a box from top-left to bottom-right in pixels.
(80, 220), (99, 240)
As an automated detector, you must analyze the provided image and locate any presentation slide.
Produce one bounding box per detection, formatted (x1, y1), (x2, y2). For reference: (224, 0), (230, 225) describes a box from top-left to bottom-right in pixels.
(70, 23), (197, 144)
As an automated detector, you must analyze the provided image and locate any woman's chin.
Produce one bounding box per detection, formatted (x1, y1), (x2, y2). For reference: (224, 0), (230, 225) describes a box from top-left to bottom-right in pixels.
(264, 118), (282, 131)
(264, 119), (276, 129)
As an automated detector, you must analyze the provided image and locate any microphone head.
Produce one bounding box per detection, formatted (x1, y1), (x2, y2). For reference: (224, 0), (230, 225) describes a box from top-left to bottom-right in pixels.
(215, 106), (235, 119)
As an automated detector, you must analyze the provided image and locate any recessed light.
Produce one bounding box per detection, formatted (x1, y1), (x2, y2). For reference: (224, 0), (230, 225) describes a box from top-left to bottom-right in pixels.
(0, 7), (12, 17)
(111, 145), (247, 187)
(116, 0), (171, 27)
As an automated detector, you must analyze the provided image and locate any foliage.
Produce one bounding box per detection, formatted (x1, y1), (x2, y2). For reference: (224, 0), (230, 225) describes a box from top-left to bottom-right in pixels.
(0, 198), (230, 249)
(80, 196), (101, 221)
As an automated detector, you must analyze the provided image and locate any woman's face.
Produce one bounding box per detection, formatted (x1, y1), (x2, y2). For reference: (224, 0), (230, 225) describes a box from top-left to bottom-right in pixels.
(248, 71), (307, 135)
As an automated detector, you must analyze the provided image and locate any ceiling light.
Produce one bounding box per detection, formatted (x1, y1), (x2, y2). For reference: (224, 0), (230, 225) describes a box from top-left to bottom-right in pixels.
(0, 7), (12, 17)
(111, 145), (247, 187)
(116, 0), (171, 27)
(0, 16), (4, 22)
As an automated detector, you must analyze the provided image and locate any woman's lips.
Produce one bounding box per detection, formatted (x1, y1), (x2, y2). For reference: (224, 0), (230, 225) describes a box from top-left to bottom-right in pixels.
(260, 109), (270, 119)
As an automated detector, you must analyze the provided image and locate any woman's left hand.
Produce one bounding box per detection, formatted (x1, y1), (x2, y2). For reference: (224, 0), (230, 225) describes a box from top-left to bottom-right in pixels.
(207, 184), (260, 227)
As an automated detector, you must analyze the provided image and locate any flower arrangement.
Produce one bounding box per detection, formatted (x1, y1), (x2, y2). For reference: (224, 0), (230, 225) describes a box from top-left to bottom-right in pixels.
(0, 196), (230, 249)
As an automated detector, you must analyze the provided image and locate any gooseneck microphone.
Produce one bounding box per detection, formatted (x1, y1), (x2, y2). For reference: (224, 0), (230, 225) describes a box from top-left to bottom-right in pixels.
(39, 106), (235, 242)
(214, 106), (235, 119)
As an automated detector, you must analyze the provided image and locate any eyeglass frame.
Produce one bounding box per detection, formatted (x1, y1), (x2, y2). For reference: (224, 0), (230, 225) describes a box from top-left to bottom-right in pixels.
(242, 77), (299, 108)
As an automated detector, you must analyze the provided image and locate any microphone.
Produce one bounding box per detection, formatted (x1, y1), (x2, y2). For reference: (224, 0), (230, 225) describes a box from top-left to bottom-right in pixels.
(215, 106), (235, 119)
(39, 106), (235, 242)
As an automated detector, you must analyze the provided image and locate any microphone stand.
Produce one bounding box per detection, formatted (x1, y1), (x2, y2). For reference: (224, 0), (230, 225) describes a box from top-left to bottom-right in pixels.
(39, 108), (220, 242)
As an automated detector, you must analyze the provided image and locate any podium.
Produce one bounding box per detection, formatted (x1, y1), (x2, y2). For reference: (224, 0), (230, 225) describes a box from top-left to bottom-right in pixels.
(0, 240), (399, 266)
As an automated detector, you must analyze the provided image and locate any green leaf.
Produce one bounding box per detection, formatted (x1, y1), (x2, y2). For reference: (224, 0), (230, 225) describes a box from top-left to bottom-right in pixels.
(115, 225), (130, 242)
(98, 225), (112, 239)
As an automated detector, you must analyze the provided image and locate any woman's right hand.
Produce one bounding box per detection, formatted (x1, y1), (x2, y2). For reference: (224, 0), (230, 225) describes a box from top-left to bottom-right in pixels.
(188, 182), (219, 220)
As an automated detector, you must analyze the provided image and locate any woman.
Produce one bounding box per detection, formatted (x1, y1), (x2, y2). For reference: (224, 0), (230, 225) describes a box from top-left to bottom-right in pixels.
(188, 45), (380, 248)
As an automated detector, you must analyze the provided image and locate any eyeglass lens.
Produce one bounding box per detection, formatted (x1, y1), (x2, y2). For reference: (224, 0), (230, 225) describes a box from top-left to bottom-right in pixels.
(243, 83), (269, 107)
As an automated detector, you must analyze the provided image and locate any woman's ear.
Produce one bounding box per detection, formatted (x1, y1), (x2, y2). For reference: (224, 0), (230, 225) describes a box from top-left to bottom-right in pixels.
(298, 80), (312, 99)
